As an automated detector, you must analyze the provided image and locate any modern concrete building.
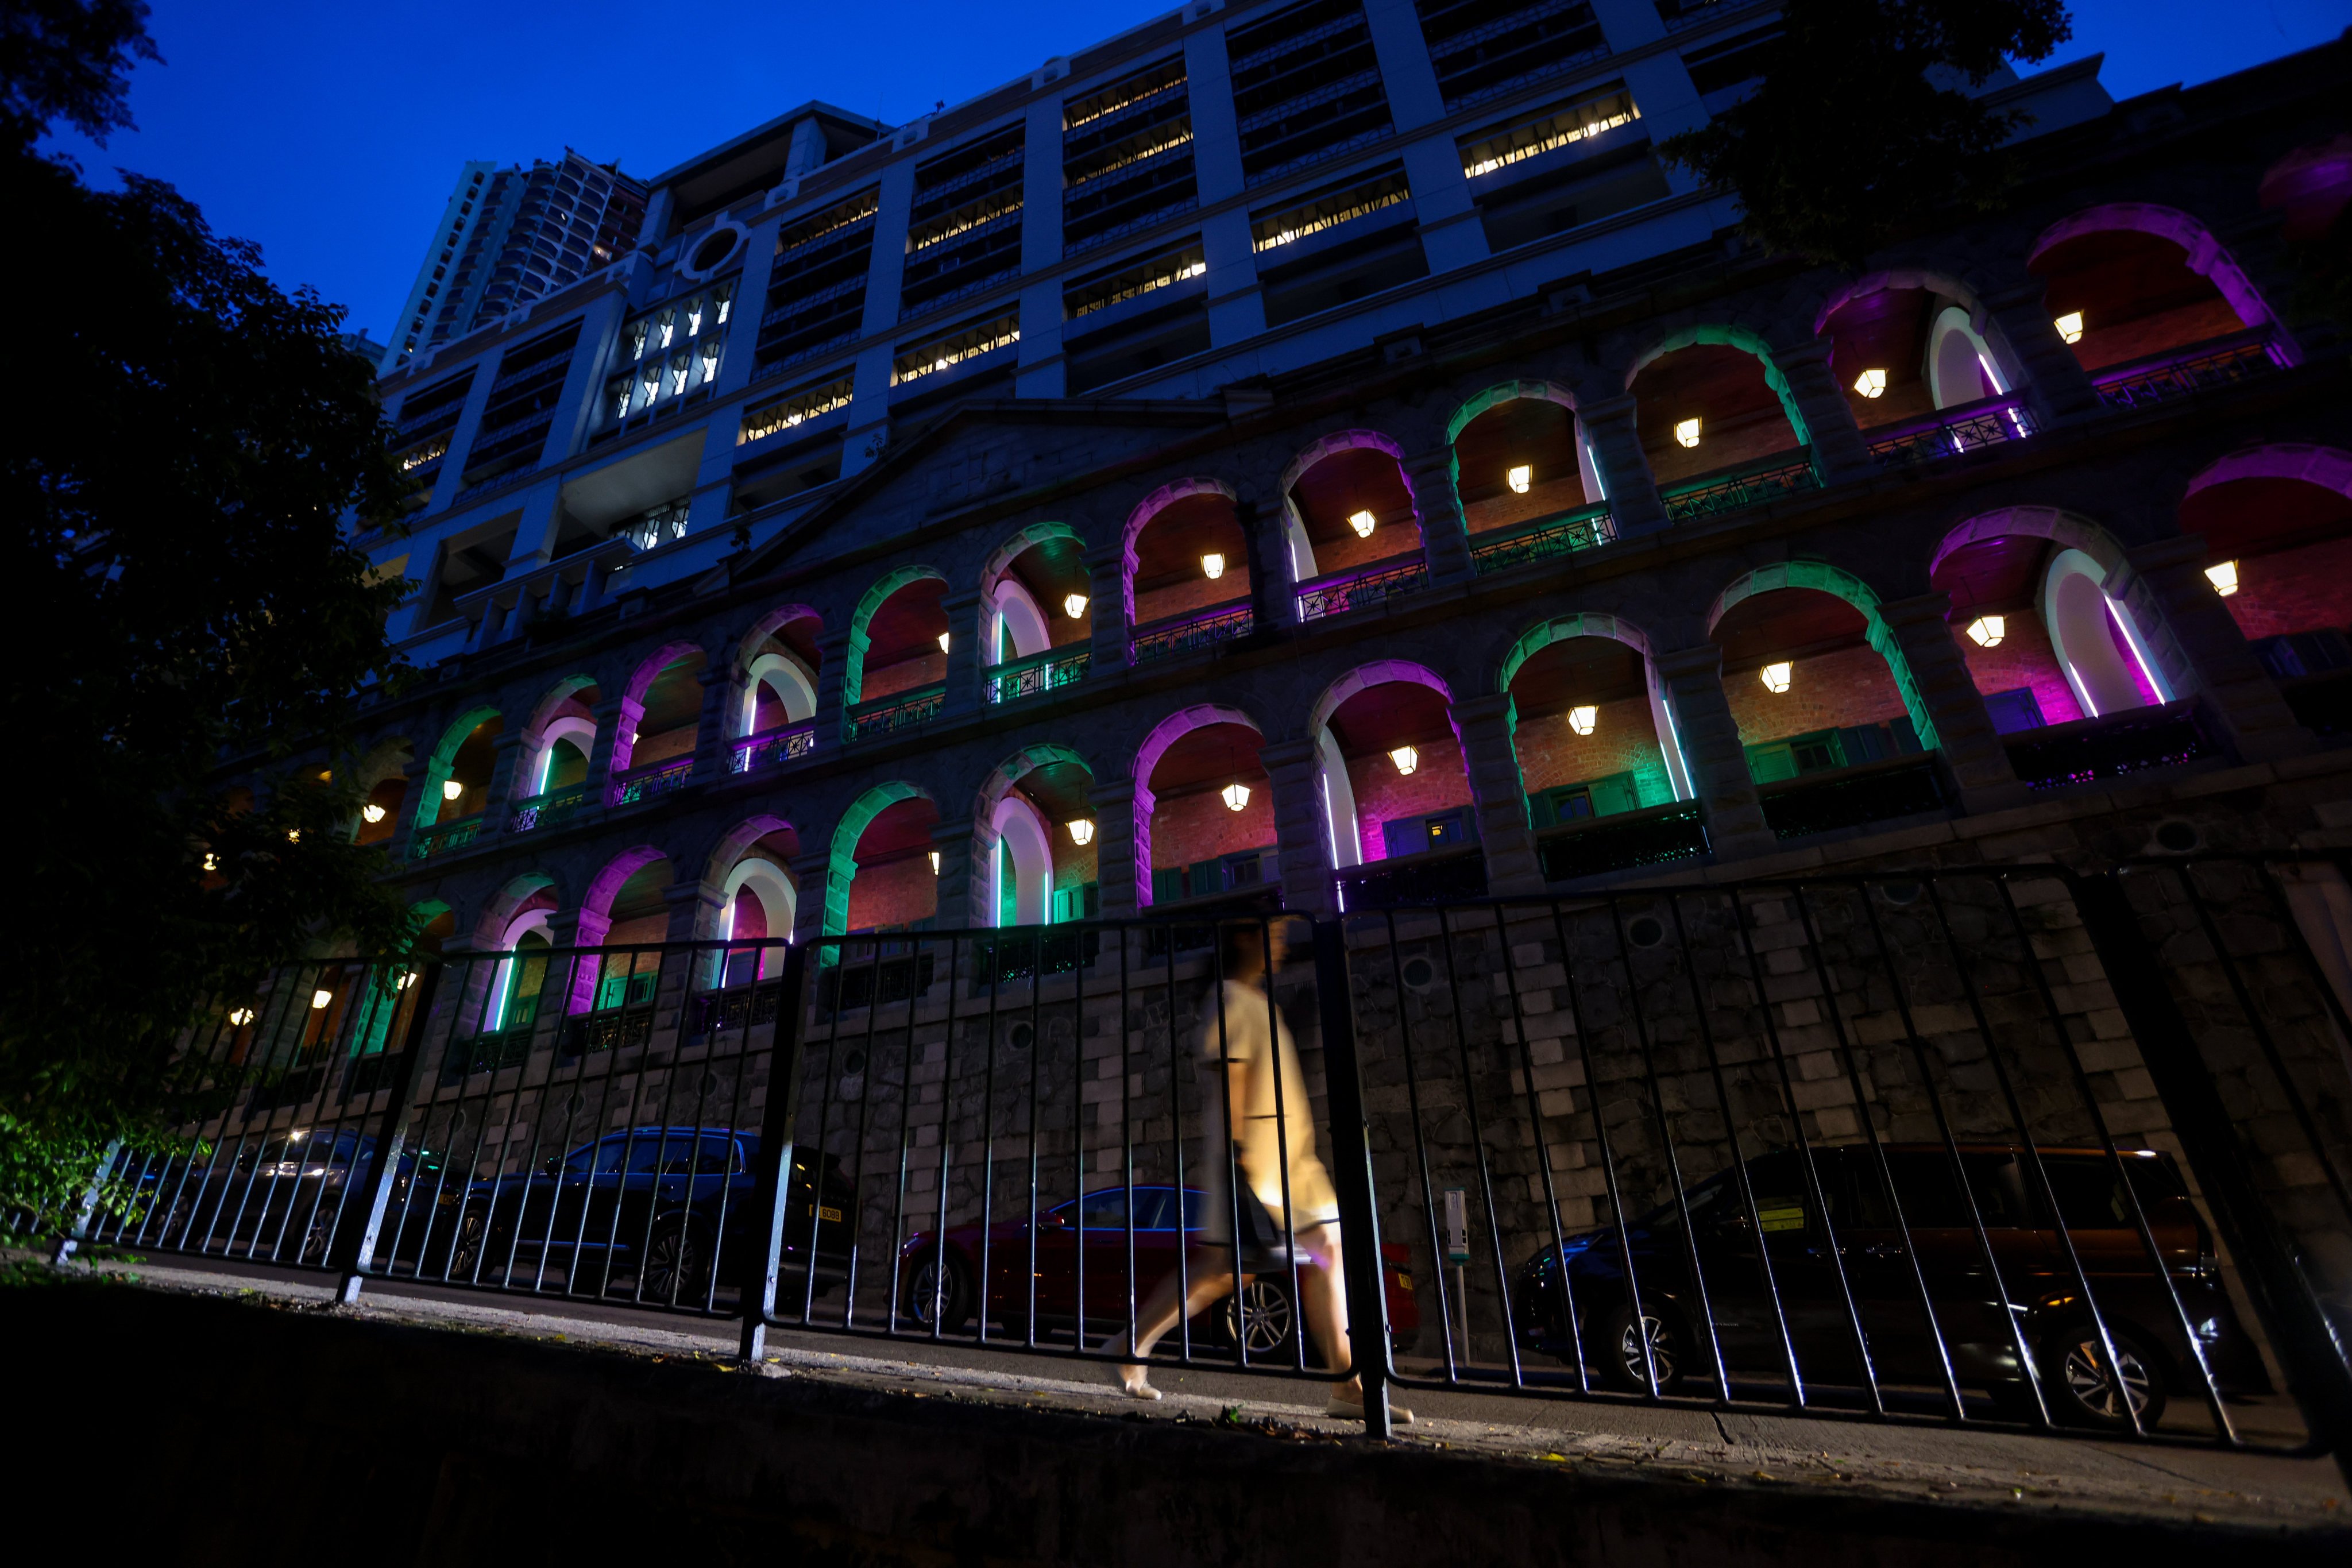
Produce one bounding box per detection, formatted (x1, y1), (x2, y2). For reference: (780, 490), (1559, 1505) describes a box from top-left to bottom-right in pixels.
(341, 0), (2351, 967)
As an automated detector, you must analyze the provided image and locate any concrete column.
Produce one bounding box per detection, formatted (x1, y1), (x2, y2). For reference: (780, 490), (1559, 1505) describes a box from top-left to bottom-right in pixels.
(1085, 543), (1130, 675)
(503, 484), (565, 574)
(1405, 449), (1474, 584)
(1184, 24), (1265, 346)
(940, 588), (986, 717)
(1774, 339), (1878, 484)
(539, 287), (631, 466)
(427, 364), (500, 512)
(708, 218), (781, 403)
(1261, 737), (1331, 917)
(790, 850), (843, 944)
(584, 693), (640, 802)
(1875, 594), (2028, 810)
(1237, 498), (1288, 628)
(1984, 281), (2103, 426)
(1453, 693), (1544, 894)
(481, 731), (530, 834)
(1576, 395), (1666, 534)
(930, 816), (994, 930)
(1654, 646), (1775, 860)
(1088, 777), (1142, 917)
(690, 665), (743, 782)
(2116, 535), (2311, 763)
(1361, 0), (1446, 129)
(385, 754), (439, 864)
(665, 879), (726, 944)
(815, 628), (858, 740)
(844, 156), (918, 472)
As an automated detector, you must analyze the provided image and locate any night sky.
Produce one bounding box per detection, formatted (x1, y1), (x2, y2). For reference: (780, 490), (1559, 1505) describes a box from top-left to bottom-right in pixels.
(40, 0), (2351, 345)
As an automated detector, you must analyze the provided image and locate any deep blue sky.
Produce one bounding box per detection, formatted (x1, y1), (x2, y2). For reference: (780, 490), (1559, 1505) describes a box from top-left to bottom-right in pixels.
(45, 0), (2351, 344)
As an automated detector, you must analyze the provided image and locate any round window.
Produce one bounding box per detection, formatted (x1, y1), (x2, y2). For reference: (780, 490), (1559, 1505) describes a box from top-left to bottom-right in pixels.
(686, 226), (741, 277)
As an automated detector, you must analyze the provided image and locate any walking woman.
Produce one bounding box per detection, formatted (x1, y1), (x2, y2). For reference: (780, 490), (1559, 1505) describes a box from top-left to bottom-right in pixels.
(1103, 921), (1408, 1422)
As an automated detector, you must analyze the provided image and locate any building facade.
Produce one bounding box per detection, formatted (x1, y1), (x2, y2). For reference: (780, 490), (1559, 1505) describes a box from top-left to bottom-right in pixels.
(341, 0), (2352, 970)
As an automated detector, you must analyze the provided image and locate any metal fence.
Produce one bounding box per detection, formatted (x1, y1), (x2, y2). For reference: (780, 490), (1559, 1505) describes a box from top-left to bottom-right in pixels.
(22, 860), (2352, 1472)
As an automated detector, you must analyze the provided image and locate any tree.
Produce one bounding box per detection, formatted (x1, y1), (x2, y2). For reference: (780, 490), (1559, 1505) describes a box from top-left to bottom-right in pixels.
(1, 3), (416, 1228)
(1659, 0), (2073, 269)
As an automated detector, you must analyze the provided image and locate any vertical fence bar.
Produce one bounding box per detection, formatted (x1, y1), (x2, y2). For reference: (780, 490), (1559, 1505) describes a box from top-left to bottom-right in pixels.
(334, 962), (443, 1302)
(48, 1140), (123, 1267)
(740, 943), (811, 1364)
(1314, 918), (1391, 1438)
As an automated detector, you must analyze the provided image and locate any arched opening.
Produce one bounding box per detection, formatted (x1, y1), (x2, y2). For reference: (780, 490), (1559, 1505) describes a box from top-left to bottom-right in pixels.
(1141, 716), (1275, 908)
(715, 823), (799, 986)
(1505, 635), (1685, 824)
(732, 608), (822, 774)
(2260, 138), (2352, 244)
(844, 795), (941, 934)
(983, 526), (1092, 702)
(613, 648), (706, 801)
(1710, 586), (1926, 783)
(1631, 337), (1807, 491)
(1820, 284), (2019, 432)
(1284, 437), (1423, 608)
(1127, 485), (1254, 659)
(485, 893), (557, 1037)
(985, 752), (1097, 926)
(354, 747), (411, 847)
(1315, 673), (1475, 873)
(1451, 388), (1594, 540)
(416, 710), (501, 855)
(411, 902), (456, 956)
(2182, 465), (2352, 691)
(512, 677), (599, 828)
(848, 570), (949, 733)
(2042, 550), (2163, 717)
(2030, 224), (2258, 375)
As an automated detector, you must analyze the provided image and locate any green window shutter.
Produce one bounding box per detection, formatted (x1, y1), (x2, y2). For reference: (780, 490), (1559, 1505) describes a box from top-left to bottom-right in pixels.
(1590, 773), (1639, 816)
(1151, 867), (1187, 905)
(596, 974), (628, 1011)
(1187, 859), (1220, 898)
(1746, 743), (1797, 783)
(1527, 790), (1555, 829)
(626, 971), (656, 1006)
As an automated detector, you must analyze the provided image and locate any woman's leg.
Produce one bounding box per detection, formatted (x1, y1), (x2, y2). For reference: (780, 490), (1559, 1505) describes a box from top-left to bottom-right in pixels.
(1104, 1247), (1235, 1395)
(1296, 1223), (1358, 1401)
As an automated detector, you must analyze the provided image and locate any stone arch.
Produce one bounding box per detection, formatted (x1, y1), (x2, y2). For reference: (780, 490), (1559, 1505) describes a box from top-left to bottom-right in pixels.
(734, 602), (823, 674)
(583, 845), (669, 928)
(983, 519), (1082, 587)
(1928, 504), (2127, 582)
(1122, 478), (1248, 627)
(2029, 202), (2280, 334)
(621, 639), (708, 709)
(1624, 323), (1811, 446)
(1706, 562), (1938, 749)
(1810, 266), (1990, 337)
(1133, 704), (1264, 908)
(1279, 428), (1412, 499)
(845, 565), (948, 706)
(1279, 430), (1420, 587)
(974, 742), (1094, 927)
(1496, 611), (1691, 802)
(522, 674), (600, 797)
(474, 872), (560, 951)
(1445, 379), (1578, 446)
(414, 704), (501, 831)
(742, 652), (816, 732)
(2184, 443), (2352, 503)
(1306, 659), (1454, 740)
(977, 741), (1093, 817)
(823, 782), (934, 937)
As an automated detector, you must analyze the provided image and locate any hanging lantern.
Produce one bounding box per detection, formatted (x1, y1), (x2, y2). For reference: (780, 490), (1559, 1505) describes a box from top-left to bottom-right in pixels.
(1063, 592), (1090, 619)
(1221, 780), (1250, 812)
(227, 1007), (254, 1026)
(1389, 745), (1419, 776)
(1965, 616), (2006, 647)
(928, 850), (941, 874)
(311, 990), (333, 1010)
(442, 779), (465, 801)
(1067, 818), (1095, 847)
(2203, 561), (2239, 597)
(1674, 418), (1702, 449)
(937, 631), (951, 653)
(1853, 368), (1887, 399)
(1507, 464), (1532, 494)
(2053, 312), (2085, 344)
(1200, 553), (1226, 580)
(1567, 705), (1597, 736)
(1760, 662), (1793, 694)
(361, 803), (387, 824)
(1347, 509), (1376, 538)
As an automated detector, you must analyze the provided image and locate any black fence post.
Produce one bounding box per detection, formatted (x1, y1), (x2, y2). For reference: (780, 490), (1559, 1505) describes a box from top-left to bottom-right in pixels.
(1312, 917), (1391, 1438)
(740, 943), (812, 1365)
(49, 1140), (123, 1267)
(333, 962), (443, 1304)
(2071, 871), (2352, 1481)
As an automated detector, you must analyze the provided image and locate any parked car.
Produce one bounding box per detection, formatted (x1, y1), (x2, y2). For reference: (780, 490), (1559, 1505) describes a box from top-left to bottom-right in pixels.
(142, 1127), (444, 1266)
(898, 1183), (1420, 1359)
(1512, 1144), (2267, 1427)
(440, 1126), (853, 1304)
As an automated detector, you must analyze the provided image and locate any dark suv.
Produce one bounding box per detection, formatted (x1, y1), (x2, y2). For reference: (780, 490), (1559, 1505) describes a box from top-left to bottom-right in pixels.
(1512, 1144), (2266, 1427)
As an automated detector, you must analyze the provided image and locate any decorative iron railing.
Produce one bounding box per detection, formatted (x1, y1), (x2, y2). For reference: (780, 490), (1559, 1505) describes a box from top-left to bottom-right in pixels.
(1535, 801), (1708, 882)
(1333, 846), (1488, 910)
(609, 755), (694, 807)
(1128, 603), (1254, 665)
(1467, 503), (1616, 576)
(1295, 556), (1431, 622)
(1757, 754), (1948, 840)
(2093, 330), (2285, 411)
(1866, 394), (2038, 468)
(507, 785), (589, 835)
(410, 814), (482, 862)
(730, 720), (818, 774)
(845, 684), (945, 741)
(984, 647), (1091, 706)
(2005, 701), (2217, 791)
(1660, 453), (1820, 523)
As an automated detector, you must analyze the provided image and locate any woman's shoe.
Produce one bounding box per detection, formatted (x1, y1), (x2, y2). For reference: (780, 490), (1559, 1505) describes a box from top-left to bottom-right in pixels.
(1325, 1392), (1413, 1424)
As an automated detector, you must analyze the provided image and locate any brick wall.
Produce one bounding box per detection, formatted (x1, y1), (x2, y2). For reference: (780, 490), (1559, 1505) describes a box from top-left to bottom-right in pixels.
(1955, 609), (2085, 726)
(1511, 694), (1675, 805)
(1307, 516), (1421, 580)
(2223, 535), (2352, 640)
(863, 649), (947, 702)
(1150, 785), (1276, 871)
(1723, 644), (1911, 747)
(1346, 735), (1473, 861)
(2073, 297), (2243, 372)
(1463, 473), (1588, 535)
(847, 853), (937, 930)
(1134, 578), (1249, 628)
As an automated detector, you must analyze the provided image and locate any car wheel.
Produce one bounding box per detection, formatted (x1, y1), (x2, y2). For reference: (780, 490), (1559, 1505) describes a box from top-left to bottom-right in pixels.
(1221, 1277), (1299, 1361)
(298, 1209), (336, 1267)
(2041, 1325), (2168, 1428)
(641, 1219), (713, 1305)
(905, 1253), (972, 1333)
(1596, 1299), (1686, 1395)
(445, 1211), (489, 1281)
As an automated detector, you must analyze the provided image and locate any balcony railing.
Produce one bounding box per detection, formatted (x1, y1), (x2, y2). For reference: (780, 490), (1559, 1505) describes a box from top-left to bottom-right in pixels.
(1468, 503), (1616, 576)
(2092, 329), (2285, 412)
(1866, 393), (2038, 469)
(410, 813), (482, 862)
(1660, 452), (1820, 524)
(1129, 603), (1254, 665)
(1535, 801), (1708, 882)
(1295, 555), (1431, 622)
(1334, 846), (1489, 911)
(1758, 754), (1947, 840)
(731, 720), (817, 775)
(2004, 701), (2216, 791)
(609, 755), (694, 807)
(985, 647), (1091, 706)
(846, 684), (945, 741)
(508, 785), (589, 835)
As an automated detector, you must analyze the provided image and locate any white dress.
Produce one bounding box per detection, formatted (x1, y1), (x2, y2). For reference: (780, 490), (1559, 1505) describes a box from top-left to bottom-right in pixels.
(1191, 979), (1340, 1243)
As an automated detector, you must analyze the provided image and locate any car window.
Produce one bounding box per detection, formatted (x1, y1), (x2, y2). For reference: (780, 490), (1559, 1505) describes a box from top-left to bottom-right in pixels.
(1132, 1189), (1176, 1229)
(1179, 1188), (1207, 1229)
(2035, 1156), (2185, 1230)
(1887, 1152), (2031, 1229)
(1079, 1189), (1129, 1227)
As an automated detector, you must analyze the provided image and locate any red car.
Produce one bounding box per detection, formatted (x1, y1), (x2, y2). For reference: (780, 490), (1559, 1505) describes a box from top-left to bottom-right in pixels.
(899, 1184), (1419, 1360)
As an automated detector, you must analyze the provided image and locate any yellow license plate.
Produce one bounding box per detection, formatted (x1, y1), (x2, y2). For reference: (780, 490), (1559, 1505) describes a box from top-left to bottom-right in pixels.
(1396, 1272), (1413, 1291)
(817, 1205), (843, 1223)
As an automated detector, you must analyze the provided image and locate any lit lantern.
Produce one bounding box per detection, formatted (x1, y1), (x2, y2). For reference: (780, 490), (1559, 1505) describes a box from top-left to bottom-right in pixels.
(1853, 368), (1887, 399)
(1067, 818), (1095, 846)
(227, 1007), (254, 1026)
(287, 829), (301, 844)
(1388, 745), (1419, 776)
(442, 779), (465, 801)
(937, 632), (951, 653)
(1063, 593), (1090, 619)
(311, 990), (333, 1010)
(2053, 312), (2085, 344)
(2204, 561), (2239, 597)
(1201, 553), (1226, 580)
(1567, 705), (1597, 736)
(928, 850), (941, 874)
(361, 803), (387, 824)
(1760, 662), (1793, 694)
(1347, 509), (1376, 538)
(1507, 465), (1532, 494)
(1221, 780), (1250, 812)
(202, 852), (218, 872)
(1673, 418), (1702, 449)
(1965, 615), (2006, 647)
